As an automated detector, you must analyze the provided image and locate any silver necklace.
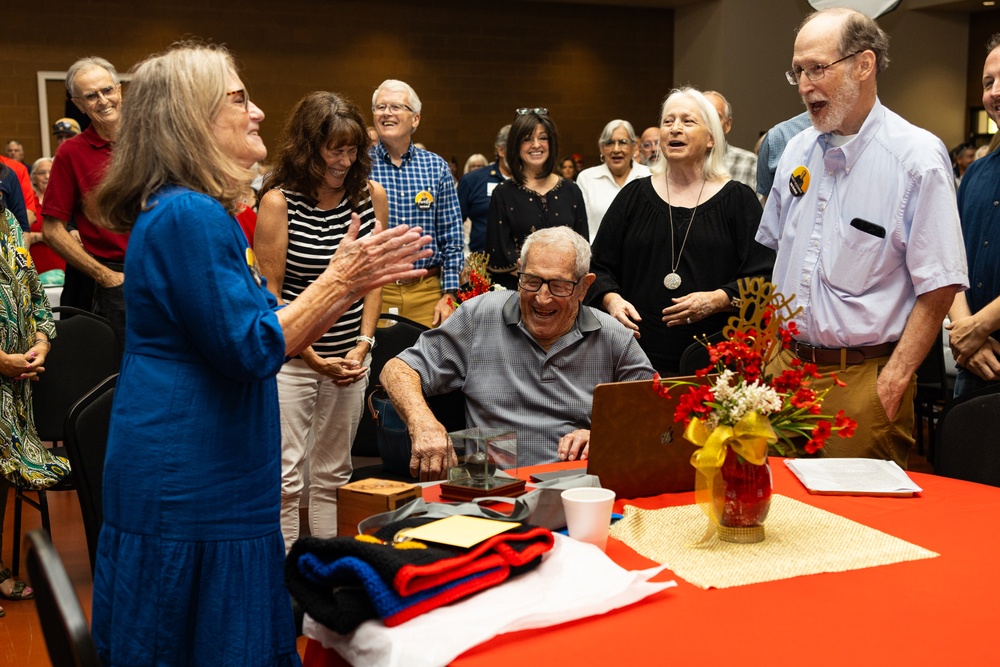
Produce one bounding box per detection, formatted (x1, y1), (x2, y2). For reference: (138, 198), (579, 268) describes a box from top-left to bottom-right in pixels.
(663, 176), (707, 290)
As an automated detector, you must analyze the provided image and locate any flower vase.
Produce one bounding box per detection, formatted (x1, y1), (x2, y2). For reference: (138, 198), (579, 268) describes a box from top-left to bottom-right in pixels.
(713, 446), (772, 543)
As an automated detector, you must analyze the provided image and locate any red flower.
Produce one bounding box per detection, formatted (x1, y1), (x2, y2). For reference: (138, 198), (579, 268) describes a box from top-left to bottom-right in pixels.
(830, 372), (847, 388)
(791, 387), (817, 409)
(651, 373), (672, 398)
(834, 410), (857, 438)
(674, 385), (714, 425)
(811, 420), (831, 440)
(804, 438), (823, 454)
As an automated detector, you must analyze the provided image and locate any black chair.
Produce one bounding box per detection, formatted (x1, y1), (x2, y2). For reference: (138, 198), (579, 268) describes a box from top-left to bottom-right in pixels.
(934, 382), (1000, 487)
(679, 331), (726, 376)
(25, 530), (101, 667)
(12, 306), (119, 574)
(914, 330), (949, 461)
(62, 374), (117, 576)
(351, 313), (429, 458)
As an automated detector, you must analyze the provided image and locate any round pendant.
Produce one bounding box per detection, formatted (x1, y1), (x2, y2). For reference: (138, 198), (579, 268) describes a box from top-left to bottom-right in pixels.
(663, 272), (682, 290)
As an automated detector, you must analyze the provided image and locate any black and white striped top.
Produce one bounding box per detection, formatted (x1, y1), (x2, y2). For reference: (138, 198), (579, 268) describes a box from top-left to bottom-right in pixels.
(280, 188), (376, 358)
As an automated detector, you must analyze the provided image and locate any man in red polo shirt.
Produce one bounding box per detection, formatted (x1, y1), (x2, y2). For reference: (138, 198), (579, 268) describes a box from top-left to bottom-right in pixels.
(42, 56), (128, 347)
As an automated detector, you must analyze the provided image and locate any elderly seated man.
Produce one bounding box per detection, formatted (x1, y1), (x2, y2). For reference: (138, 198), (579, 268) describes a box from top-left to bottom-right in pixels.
(381, 226), (654, 480)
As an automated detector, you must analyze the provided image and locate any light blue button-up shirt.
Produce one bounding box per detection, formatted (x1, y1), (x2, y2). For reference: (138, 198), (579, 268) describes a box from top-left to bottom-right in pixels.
(757, 99), (968, 348)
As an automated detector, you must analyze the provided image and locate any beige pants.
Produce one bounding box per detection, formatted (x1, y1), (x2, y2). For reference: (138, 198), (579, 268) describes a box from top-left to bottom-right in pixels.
(768, 349), (916, 468)
(380, 274), (443, 328)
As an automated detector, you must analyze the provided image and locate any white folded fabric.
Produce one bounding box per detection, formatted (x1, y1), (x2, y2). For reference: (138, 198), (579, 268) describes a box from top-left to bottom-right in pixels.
(304, 533), (677, 667)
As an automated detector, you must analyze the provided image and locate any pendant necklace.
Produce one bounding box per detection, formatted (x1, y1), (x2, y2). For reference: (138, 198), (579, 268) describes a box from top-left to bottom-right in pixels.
(663, 176), (707, 290)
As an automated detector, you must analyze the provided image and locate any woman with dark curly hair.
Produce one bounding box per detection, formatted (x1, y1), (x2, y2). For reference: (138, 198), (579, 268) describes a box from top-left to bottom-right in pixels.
(256, 91), (388, 547)
(486, 109), (588, 289)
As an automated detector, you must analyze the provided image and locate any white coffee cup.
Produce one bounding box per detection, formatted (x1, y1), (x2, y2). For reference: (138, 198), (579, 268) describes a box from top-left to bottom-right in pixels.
(561, 487), (616, 551)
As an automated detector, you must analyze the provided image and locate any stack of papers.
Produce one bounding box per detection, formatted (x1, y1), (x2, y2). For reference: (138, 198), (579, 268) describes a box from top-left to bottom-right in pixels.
(784, 458), (922, 497)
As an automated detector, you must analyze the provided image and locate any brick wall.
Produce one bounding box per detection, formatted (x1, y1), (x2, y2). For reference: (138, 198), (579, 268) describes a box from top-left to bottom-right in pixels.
(3, 1), (673, 172)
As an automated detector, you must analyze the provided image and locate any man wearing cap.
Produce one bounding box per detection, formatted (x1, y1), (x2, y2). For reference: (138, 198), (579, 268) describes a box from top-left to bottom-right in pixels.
(42, 57), (128, 347)
(756, 8), (967, 467)
(52, 118), (81, 149)
(369, 79), (463, 328)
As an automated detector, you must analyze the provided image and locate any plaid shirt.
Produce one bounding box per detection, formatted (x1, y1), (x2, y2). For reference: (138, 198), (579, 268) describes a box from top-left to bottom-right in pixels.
(723, 144), (758, 192)
(369, 142), (464, 292)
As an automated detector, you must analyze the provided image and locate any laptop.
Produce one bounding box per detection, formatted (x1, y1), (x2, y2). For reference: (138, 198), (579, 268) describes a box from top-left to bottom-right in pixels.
(586, 377), (706, 499)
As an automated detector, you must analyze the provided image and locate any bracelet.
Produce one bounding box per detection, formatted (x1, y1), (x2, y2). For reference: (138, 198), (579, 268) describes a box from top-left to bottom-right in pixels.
(33, 338), (51, 349)
(356, 334), (376, 349)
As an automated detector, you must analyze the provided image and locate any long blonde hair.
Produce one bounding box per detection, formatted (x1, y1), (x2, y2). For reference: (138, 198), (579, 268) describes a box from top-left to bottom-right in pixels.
(93, 42), (254, 233)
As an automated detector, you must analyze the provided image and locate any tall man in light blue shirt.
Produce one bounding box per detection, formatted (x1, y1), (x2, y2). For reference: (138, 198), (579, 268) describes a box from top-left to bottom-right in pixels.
(756, 8), (967, 467)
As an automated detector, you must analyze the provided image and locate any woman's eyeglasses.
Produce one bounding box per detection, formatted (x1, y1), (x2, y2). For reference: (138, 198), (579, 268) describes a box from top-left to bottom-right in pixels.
(226, 89), (249, 111)
(516, 107), (548, 116)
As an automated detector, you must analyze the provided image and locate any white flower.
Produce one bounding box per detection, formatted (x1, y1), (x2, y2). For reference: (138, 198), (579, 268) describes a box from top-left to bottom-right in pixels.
(707, 373), (782, 426)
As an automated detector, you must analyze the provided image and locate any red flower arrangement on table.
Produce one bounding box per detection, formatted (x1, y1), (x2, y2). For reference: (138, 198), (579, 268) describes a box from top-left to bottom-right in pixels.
(654, 277), (857, 459)
(448, 252), (506, 307)
(653, 278), (858, 542)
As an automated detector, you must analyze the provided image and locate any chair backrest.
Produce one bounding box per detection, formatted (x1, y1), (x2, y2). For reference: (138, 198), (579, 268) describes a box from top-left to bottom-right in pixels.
(679, 331), (726, 376)
(25, 530), (101, 667)
(935, 383), (1000, 486)
(63, 374), (117, 575)
(916, 329), (948, 400)
(352, 314), (430, 457)
(32, 307), (119, 442)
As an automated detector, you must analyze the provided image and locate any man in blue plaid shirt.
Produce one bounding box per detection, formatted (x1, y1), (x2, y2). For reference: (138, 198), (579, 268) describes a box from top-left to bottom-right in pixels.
(370, 79), (464, 328)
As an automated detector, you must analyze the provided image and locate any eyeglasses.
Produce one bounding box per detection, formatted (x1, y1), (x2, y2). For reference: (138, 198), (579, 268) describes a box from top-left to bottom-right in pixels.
(785, 51), (862, 85)
(516, 107), (548, 116)
(372, 103), (414, 115)
(517, 272), (579, 297)
(74, 84), (118, 104)
(226, 89), (249, 111)
(602, 139), (634, 149)
(641, 141), (657, 149)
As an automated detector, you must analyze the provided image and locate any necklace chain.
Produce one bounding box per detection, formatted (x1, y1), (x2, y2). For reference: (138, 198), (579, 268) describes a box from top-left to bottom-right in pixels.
(666, 176), (707, 276)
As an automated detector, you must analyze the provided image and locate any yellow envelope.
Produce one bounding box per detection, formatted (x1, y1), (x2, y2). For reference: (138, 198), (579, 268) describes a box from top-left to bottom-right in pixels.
(399, 516), (520, 549)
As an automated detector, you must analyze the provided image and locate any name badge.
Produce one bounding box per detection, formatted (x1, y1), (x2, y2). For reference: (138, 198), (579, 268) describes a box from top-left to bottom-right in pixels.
(415, 190), (434, 210)
(789, 166), (810, 197)
(246, 247), (262, 287)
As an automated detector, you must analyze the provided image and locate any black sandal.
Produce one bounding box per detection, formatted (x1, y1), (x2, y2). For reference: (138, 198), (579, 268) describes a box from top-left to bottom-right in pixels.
(0, 568), (34, 601)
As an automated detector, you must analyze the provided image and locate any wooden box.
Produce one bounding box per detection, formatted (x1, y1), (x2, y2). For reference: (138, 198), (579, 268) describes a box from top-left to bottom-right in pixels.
(337, 478), (421, 536)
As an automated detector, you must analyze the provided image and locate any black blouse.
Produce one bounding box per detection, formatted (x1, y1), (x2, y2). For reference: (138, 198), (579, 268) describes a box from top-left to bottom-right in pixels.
(588, 177), (775, 374)
(486, 177), (589, 289)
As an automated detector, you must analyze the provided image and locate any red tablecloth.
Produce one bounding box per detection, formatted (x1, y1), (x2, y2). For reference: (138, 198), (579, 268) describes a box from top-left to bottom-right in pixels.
(304, 461), (999, 665)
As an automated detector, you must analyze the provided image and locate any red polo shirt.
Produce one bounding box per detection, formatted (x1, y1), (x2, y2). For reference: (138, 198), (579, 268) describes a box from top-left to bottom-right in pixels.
(42, 125), (129, 261)
(0, 156), (39, 221)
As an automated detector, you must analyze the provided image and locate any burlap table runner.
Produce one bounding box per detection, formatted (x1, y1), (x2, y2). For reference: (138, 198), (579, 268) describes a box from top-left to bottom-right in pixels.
(609, 494), (938, 589)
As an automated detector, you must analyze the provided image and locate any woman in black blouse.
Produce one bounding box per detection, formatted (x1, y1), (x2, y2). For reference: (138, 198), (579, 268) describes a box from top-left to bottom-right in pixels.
(588, 87), (774, 375)
(486, 109), (588, 289)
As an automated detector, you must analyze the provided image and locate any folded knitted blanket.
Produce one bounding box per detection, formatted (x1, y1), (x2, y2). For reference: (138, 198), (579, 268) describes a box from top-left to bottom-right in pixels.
(286, 517), (553, 633)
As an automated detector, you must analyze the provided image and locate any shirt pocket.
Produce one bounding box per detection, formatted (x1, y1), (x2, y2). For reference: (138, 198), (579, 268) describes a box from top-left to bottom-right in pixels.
(819, 217), (893, 296)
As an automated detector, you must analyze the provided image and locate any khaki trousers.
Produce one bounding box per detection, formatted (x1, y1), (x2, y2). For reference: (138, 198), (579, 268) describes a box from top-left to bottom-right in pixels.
(768, 349), (916, 468)
(380, 275), (443, 329)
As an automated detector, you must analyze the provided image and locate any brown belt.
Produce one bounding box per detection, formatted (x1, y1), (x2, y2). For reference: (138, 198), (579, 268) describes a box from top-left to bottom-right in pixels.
(394, 266), (440, 286)
(789, 340), (896, 366)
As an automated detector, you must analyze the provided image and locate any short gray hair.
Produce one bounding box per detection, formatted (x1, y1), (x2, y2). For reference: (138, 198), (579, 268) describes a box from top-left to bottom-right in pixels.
(520, 227), (591, 279)
(702, 91), (732, 121)
(66, 56), (119, 97)
(987, 32), (1000, 53)
(799, 8), (890, 77)
(598, 120), (637, 151)
(650, 87), (729, 181)
(372, 79), (422, 114)
(495, 124), (511, 149)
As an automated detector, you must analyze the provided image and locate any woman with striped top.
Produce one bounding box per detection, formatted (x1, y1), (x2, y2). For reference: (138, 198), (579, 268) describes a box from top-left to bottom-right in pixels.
(256, 91), (388, 548)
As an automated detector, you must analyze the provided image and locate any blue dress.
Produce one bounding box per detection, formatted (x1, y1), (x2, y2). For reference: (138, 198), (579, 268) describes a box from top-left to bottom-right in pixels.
(91, 186), (301, 666)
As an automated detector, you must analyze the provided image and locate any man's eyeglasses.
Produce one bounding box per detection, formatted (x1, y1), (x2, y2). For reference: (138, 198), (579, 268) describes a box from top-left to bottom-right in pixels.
(516, 107), (548, 116)
(372, 103), (414, 115)
(226, 89), (249, 111)
(517, 272), (579, 297)
(602, 139), (634, 149)
(74, 84), (119, 104)
(785, 51), (862, 85)
(641, 141), (657, 149)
